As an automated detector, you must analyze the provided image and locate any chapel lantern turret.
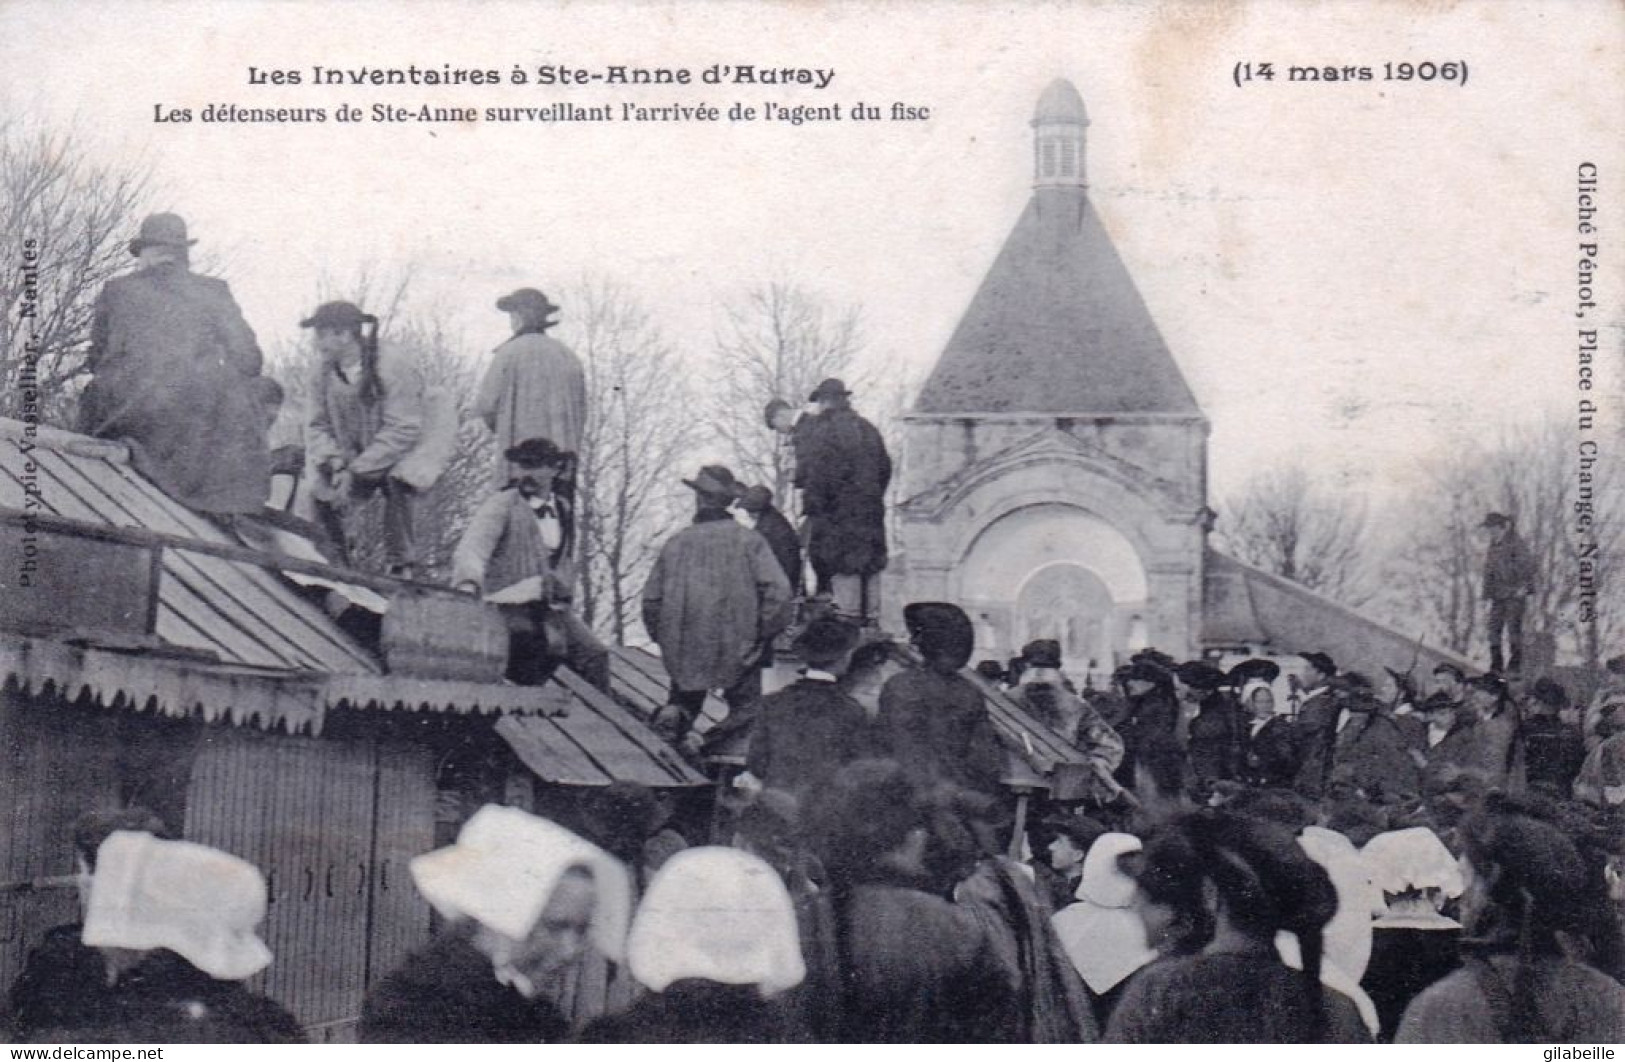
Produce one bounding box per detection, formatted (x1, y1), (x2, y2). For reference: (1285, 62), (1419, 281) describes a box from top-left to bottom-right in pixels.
(1032, 78), (1088, 190)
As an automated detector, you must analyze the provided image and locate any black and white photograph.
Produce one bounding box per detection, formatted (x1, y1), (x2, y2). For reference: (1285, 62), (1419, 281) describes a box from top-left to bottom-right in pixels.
(1, 0), (1622, 1048)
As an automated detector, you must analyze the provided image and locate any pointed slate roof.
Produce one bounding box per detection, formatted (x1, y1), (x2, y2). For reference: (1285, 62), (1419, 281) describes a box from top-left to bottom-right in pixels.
(914, 83), (1201, 416)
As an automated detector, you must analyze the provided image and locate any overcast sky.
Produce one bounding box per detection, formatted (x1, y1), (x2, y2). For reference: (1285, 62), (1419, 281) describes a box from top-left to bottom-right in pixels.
(4, 0), (1620, 505)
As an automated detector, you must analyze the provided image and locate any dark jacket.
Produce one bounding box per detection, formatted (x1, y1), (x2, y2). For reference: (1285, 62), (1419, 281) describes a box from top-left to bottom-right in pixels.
(752, 504), (803, 595)
(1482, 531), (1535, 602)
(1106, 949), (1371, 1043)
(359, 932), (568, 1044)
(818, 878), (1017, 1043)
(747, 677), (874, 796)
(79, 263), (270, 513)
(7, 924), (118, 1041)
(1242, 716), (1301, 788)
(1522, 715), (1586, 796)
(1321, 709), (1423, 801)
(577, 980), (795, 1043)
(1187, 693), (1245, 786)
(1362, 924), (1461, 1042)
(874, 666), (1007, 797)
(796, 406), (892, 578)
(18, 947), (302, 1044)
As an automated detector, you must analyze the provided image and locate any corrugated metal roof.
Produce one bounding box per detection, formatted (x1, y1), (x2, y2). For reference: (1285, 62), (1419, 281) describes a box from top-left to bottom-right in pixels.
(496, 668), (707, 788)
(0, 420), (377, 675)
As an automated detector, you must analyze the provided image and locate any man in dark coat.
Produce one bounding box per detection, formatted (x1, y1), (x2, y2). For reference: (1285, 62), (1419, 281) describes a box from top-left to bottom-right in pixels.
(1292, 651), (1341, 792)
(1523, 677), (1586, 796)
(79, 213), (270, 514)
(874, 602), (1007, 799)
(1316, 673), (1423, 802)
(1114, 659), (1182, 791)
(796, 378), (892, 624)
(1181, 662), (1243, 789)
(746, 617), (873, 797)
(739, 484), (803, 596)
(1480, 512), (1535, 674)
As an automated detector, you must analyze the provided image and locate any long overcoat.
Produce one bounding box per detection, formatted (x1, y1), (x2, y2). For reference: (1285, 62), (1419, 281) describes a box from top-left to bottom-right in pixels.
(796, 407), (892, 577)
(641, 512), (793, 692)
(79, 263), (269, 513)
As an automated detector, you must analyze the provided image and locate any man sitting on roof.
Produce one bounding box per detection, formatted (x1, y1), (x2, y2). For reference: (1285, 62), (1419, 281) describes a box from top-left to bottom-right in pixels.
(78, 213), (270, 516)
(453, 437), (609, 693)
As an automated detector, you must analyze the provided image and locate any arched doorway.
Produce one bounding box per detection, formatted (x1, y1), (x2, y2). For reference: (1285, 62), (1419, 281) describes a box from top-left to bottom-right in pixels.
(1015, 563), (1113, 671)
(955, 502), (1149, 666)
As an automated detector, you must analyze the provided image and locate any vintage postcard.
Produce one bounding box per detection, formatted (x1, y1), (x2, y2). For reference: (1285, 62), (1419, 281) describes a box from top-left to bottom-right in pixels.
(1, 0), (1621, 1049)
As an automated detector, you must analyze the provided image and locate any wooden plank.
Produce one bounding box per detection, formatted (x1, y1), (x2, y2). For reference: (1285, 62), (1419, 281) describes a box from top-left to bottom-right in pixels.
(554, 670), (705, 786)
(495, 714), (613, 786)
(366, 739), (434, 989)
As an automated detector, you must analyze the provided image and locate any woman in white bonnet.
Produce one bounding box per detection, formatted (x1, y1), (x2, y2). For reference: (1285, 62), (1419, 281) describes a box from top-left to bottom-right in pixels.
(579, 846), (806, 1042)
(1050, 832), (1158, 1028)
(360, 804), (632, 1043)
(1358, 826), (1465, 1041)
(63, 829), (301, 1043)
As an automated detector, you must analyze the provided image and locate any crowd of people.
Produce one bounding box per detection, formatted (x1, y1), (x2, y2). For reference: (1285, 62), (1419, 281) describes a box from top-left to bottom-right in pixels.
(30, 211), (1624, 1043)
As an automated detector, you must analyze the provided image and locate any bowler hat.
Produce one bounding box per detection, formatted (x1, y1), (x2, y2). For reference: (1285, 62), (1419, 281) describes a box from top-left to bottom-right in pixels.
(1480, 512), (1511, 529)
(807, 378), (852, 402)
(496, 287), (561, 318)
(1299, 651), (1337, 677)
(1124, 660), (1170, 686)
(300, 301), (371, 330)
(1020, 639), (1063, 671)
(504, 437), (566, 468)
(682, 464), (742, 498)
(1432, 662), (1465, 681)
(128, 213), (198, 256)
(793, 616), (860, 666)
(737, 485), (773, 513)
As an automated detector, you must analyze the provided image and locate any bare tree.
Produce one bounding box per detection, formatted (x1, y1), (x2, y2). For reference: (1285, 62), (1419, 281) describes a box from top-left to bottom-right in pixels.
(1215, 464), (1373, 606)
(0, 120), (154, 427)
(565, 277), (696, 642)
(709, 282), (864, 507)
(1384, 418), (1625, 670)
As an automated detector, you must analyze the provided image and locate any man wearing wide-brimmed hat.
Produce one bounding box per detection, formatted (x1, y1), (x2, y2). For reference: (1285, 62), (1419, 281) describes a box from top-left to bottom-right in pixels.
(795, 377), (892, 623)
(641, 465), (793, 743)
(474, 287), (585, 485)
(79, 213), (271, 514)
(453, 436), (608, 692)
(1479, 511), (1534, 675)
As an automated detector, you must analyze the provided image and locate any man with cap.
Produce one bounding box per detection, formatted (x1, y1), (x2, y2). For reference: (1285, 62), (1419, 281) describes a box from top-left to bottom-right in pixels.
(795, 378), (892, 624)
(743, 616), (874, 798)
(79, 213), (271, 514)
(1480, 511), (1535, 674)
(642, 465), (793, 744)
(302, 299), (429, 575)
(1416, 689), (1481, 794)
(475, 288), (586, 485)
(452, 436), (609, 692)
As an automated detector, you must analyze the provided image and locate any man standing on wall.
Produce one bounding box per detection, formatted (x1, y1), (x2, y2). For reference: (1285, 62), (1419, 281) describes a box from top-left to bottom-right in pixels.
(1480, 511), (1535, 675)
